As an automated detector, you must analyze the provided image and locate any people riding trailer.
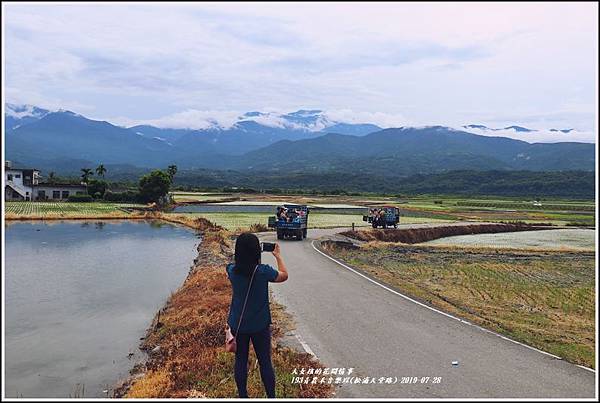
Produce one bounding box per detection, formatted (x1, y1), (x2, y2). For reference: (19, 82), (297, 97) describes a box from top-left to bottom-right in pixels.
(364, 206), (400, 228)
(276, 205), (302, 223)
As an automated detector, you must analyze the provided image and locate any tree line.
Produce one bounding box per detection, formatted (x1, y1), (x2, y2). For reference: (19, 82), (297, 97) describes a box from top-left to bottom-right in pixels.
(65, 164), (179, 203)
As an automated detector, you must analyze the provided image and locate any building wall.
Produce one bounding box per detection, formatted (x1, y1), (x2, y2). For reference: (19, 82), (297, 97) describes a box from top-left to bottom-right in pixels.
(6, 169), (26, 188)
(5, 185), (26, 201)
(34, 186), (87, 200)
(5, 169), (33, 200)
(22, 169), (40, 186)
(5, 167), (85, 201)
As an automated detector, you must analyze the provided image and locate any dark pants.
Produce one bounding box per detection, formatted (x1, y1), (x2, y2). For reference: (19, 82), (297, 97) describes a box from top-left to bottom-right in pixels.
(233, 325), (276, 398)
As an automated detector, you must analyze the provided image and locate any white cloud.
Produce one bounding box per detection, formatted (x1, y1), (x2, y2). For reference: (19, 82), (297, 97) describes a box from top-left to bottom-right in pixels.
(459, 127), (596, 144)
(3, 2), (597, 136)
(110, 109), (241, 130)
(323, 109), (411, 128)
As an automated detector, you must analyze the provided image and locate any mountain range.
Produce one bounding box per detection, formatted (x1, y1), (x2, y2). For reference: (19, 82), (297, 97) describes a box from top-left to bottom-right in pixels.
(4, 104), (595, 177)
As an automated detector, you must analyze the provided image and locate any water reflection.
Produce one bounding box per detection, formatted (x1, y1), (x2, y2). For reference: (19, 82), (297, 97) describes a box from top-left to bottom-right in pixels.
(4, 220), (198, 398)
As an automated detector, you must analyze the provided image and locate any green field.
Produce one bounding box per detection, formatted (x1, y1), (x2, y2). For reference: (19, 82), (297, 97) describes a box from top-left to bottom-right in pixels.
(400, 196), (595, 226)
(4, 201), (142, 217)
(164, 212), (452, 230)
(169, 192), (595, 226)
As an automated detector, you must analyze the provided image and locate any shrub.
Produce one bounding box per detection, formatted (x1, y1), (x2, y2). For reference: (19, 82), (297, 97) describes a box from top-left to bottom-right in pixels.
(87, 179), (108, 198)
(104, 190), (141, 202)
(68, 194), (94, 202)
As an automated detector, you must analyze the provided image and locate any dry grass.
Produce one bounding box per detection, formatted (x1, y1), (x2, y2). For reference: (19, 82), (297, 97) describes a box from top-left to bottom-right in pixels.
(122, 220), (333, 398)
(323, 242), (595, 368)
(249, 222), (269, 233)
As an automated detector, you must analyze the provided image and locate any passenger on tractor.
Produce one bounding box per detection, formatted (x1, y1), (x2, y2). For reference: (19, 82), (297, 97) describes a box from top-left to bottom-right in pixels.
(276, 206), (288, 222)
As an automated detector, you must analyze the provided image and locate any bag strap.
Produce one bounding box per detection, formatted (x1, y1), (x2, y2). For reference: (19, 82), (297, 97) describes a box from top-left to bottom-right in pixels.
(235, 265), (258, 336)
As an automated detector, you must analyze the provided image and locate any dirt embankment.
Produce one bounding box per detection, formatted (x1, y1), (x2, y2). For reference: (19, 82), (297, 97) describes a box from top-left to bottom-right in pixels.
(341, 222), (550, 244)
(115, 216), (332, 398)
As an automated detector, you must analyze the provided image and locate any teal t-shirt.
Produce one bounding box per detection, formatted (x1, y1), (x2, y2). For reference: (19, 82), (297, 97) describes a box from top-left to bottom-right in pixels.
(227, 263), (279, 334)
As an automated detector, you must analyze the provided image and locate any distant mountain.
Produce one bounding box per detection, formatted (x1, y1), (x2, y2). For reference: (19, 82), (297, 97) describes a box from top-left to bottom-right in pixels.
(550, 128), (574, 133)
(321, 122), (382, 136)
(5, 103), (51, 130)
(6, 110), (175, 168)
(503, 125), (536, 132)
(463, 124), (490, 130)
(4, 105), (595, 176)
(5, 105), (383, 167)
(228, 126), (595, 175)
(462, 124), (536, 132)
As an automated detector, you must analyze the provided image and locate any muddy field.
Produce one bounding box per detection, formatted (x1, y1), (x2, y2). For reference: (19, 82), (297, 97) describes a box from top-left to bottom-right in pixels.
(425, 229), (595, 251)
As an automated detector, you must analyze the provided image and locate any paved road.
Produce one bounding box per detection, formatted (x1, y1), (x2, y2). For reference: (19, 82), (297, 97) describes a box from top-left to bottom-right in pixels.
(259, 226), (596, 398)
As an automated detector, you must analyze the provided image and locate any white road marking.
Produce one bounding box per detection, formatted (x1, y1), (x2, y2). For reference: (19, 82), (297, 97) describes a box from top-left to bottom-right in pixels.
(311, 240), (596, 373)
(576, 364), (597, 373)
(295, 333), (317, 359)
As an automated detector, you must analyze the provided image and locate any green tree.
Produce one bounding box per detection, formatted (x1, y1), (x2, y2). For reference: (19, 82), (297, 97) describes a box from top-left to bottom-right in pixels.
(48, 171), (56, 184)
(96, 164), (107, 178)
(87, 179), (108, 199)
(167, 164), (178, 181)
(81, 168), (94, 185)
(138, 170), (172, 203)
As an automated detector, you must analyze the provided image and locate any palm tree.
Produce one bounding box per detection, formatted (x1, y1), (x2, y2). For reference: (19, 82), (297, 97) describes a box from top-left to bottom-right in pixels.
(81, 168), (94, 184)
(167, 165), (178, 180)
(96, 164), (107, 178)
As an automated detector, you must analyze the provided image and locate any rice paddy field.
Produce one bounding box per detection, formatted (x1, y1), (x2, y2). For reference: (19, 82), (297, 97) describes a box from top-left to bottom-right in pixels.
(163, 212), (452, 230)
(168, 192), (596, 226)
(324, 242), (596, 368)
(4, 201), (142, 217)
(400, 197), (596, 226)
(425, 229), (596, 251)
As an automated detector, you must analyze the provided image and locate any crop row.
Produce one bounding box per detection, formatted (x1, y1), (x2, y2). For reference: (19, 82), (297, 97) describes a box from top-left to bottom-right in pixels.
(4, 202), (141, 216)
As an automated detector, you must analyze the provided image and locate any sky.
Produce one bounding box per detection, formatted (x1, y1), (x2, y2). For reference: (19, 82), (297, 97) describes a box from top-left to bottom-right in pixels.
(3, 2), (598, 142)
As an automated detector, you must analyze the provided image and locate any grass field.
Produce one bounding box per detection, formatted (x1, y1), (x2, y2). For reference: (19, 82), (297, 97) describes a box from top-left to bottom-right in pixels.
(4, 201), (142, 217)
(168, 192), (595, 226)
(401, 197), (595, 226)
(324, 243), (596, 368)
(163, 212), (453, 230)
(425, 229), (596, 251)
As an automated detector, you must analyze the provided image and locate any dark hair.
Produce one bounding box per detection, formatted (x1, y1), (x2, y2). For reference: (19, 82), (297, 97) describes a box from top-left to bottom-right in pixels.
(234, 232), (261, 276)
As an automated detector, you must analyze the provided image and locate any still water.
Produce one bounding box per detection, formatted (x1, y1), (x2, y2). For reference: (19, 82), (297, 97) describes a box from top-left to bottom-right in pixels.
(4, 220), (199, 398)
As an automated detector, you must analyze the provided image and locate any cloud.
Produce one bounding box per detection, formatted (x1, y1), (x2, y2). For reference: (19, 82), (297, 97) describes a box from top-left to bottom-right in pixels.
(3, 2), (597, 136)
(459, 126), (596, 143)
(110, 109), (242, 130)
(323, 109), (411, 128)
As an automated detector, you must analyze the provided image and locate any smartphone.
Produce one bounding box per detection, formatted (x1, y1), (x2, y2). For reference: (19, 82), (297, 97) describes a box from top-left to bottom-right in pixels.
(261, 242), (276, 252)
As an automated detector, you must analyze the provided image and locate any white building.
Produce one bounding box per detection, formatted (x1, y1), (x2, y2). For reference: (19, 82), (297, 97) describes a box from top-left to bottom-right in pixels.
(5, 161), (40, 201)
(5, 161), (87, 201)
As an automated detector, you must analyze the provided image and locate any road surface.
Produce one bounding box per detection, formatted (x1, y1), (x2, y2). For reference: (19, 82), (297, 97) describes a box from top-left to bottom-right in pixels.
(259, 226), (596, 398)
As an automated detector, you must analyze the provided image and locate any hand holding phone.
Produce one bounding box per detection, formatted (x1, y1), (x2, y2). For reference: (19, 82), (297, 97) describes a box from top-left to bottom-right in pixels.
(261, 242), (276, 252)
(272, 243), (281, 259)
